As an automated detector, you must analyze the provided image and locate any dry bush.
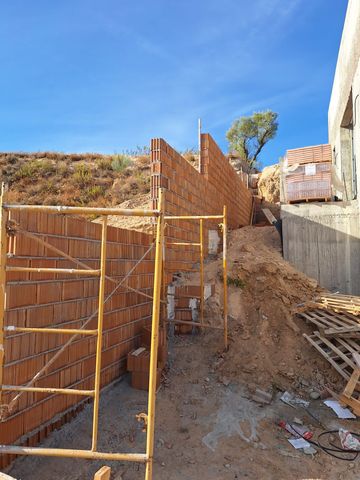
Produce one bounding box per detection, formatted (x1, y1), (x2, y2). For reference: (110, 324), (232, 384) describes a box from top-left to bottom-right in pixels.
(72, 163), (92, 187)
(182, 149), (198, 167)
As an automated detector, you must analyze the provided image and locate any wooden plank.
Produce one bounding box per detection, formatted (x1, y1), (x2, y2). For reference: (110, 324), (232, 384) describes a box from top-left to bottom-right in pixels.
(314, 333), (355, 370)
(316, 310), (357, 328)
(94, 466), (111, 480)
(343, 368), (360, 399)
(353, 352), (360, 369)
(262, 208), (277, 225)
(303, 334), (350, 381)
(326, 325), (360, 336)
(338, 393), (360, 416)
(299, 308), (360, 337)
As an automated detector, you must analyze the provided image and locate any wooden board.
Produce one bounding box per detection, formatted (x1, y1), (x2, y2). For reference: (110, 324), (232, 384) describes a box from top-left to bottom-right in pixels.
(262, 208), (277, 225)
(298, 308), (360, 337)
(94, 466), (111, 480)
(304, 332), (360, 389)
(314, 293), (360, 316)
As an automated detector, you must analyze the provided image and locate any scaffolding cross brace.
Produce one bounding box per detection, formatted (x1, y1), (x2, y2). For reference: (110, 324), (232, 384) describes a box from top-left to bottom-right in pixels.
(0, 188), (165, 480)
(164, 206), (228, 350)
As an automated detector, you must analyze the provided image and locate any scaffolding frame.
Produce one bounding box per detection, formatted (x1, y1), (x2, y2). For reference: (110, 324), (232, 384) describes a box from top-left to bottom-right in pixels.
(0, 188), (165, 480)
(164, 206), (228, 350)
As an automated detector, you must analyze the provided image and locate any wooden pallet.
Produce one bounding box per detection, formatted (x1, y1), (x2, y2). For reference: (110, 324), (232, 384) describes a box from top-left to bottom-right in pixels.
(298, 308), (360, 338)
(287, 197), (331, 204)
(304, 332), (360, 388)
(314, 293), (360, 316)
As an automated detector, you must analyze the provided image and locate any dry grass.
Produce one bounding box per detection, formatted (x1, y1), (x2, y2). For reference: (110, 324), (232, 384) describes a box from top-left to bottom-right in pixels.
(0, 151), (151, 207)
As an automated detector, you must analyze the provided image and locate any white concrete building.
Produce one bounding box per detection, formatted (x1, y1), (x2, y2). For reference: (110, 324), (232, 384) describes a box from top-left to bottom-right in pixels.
(328, 0), (360, 200)
(280, 0), (360, 294)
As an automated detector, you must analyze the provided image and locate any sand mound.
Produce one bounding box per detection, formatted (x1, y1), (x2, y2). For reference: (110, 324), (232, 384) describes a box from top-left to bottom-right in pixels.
(258, 164), (280, 202)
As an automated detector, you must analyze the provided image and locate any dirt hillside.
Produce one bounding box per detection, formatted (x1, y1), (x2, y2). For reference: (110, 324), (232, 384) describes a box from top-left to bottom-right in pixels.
(186, 225), (341, 396)
(0, 151), (151, 207)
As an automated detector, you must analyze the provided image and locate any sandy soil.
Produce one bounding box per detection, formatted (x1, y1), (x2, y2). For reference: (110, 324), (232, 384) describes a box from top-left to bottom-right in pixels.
(6, 226), (360, 480)
(7, 333), (360, 480)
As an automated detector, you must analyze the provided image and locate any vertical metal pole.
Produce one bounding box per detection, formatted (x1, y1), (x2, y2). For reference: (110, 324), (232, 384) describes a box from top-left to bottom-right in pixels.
(199, 219), (204, 326)
(0, 185), (8, 405)
(198, 118), (202, 172)
(91, 215), (107, 451)
(222, 206), (228, 350)
(145, 189), (164, 480)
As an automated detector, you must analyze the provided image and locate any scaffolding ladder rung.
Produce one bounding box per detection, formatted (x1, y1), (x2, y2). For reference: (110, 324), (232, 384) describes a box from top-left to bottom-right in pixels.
(3, 204), (159, 217)
(6, 266), (101, 276)
(0, 446), (147, 462)
(5, 326), (98, 336)
(164, 215), (223, 220)
(166, 242), (201, 246)
(2, 385), (95, 396)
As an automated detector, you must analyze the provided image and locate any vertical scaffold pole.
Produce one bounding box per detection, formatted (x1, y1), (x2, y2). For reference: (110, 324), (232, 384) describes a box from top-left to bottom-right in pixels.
(0, 185), (7, 406)
(91, 215), (108, 451)
(223, 205), (228, 350)
(199, 218), (204, 326)
(145, 189), (164, 480)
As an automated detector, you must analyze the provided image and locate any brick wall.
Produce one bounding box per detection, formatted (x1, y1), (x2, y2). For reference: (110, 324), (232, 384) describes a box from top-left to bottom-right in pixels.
(0, 133), (252, 466)
(0, 211), (154, 466)
(151, 133), (252, 271)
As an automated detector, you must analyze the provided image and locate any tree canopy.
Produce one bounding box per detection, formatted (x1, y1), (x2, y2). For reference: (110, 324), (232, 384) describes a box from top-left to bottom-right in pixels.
(226, 111), (278, 170)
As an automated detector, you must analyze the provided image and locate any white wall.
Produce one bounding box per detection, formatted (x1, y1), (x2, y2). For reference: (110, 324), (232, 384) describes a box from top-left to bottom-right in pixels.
(328, 0), (360, 200)
(328, 0), (360, 142)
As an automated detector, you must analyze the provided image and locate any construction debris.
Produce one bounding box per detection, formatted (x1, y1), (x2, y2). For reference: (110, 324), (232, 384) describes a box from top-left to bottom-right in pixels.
(304, 293), (360, 316)
(299, 296), (360, 417)
(323, 400), (356, 419)
(280, 391), (309, 408)
(251, 388), (273, 405)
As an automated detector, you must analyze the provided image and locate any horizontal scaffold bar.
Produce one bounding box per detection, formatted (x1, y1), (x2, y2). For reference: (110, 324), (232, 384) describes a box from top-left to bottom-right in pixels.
(5, 326), (98, 336)
(3, 204), (160, 217)
(0, 446), (147, 462)
(6, 266), (101, 276)
(166, 242), (201, 246)
(164, 215), (223, 220)
(167, 319), (223, 330)
(2, 385), (95, 396)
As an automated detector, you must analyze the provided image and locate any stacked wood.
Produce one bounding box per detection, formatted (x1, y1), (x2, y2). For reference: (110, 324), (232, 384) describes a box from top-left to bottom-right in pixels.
(298, 295), (360, 401)
(310, 293), (360, 316)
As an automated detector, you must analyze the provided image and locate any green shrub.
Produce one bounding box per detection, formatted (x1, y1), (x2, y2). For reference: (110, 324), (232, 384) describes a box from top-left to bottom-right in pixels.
(73, 163), (92, 187)
(111, 154), (132, 172)
(15, 160), (55, 180)
(227, 276), (246, 289)
(85, 185), (104, 200)
(96, 157), (113, 171)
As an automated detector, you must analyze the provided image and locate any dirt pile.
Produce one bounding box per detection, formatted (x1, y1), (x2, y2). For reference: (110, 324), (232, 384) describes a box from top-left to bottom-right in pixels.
(98, 193), (154, 233)
(258, 163), (280, 202)
(197, 226), (342, 396)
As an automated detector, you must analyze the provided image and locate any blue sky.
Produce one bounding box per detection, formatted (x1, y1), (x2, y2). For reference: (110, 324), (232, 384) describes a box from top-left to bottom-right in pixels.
(0, 0), (347, 167)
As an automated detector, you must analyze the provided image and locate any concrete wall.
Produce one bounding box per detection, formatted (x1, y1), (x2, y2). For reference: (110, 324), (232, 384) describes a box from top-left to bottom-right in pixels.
(281, 202), (360, 294)
(328, 0), (360, 199)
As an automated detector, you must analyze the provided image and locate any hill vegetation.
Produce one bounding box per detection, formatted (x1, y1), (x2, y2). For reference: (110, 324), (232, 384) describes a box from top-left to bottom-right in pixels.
(0, 151), (151, 207)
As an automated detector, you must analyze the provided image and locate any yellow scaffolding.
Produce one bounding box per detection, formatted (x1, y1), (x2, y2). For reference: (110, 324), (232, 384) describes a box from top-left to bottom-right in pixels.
(164, 209), (228, 350)
(0, 189), (165, 477)
(0, 186), (228, 477)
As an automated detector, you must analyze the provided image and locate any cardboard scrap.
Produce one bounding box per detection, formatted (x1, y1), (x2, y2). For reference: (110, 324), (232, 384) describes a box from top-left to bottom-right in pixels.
(324, 400), (356, 419)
